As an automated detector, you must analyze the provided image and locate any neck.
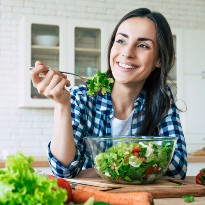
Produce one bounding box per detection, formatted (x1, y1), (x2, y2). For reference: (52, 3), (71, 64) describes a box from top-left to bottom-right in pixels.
(111, 82), (143, 120)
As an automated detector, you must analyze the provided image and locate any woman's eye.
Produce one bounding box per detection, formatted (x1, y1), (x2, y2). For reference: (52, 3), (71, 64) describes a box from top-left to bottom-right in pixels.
(138, 43), (149, 49)
(116, 39), (125, 44)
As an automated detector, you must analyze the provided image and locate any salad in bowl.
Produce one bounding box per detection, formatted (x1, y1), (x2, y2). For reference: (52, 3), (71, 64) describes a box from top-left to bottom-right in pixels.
(85, 136), (176, 184)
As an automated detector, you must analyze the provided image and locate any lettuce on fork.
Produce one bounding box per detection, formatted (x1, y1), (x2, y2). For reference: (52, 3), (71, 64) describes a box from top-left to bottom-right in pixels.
(0, 152), (67, 205)
(86, 72), (114, 96)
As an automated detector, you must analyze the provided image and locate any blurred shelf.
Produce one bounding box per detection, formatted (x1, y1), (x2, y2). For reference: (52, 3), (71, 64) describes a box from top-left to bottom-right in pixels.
(32, 45), (59, 55)
(75, 47), (101, 56)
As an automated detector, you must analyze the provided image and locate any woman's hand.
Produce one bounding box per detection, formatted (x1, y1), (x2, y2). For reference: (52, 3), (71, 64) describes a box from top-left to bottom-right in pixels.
(30, 61), (71, 104)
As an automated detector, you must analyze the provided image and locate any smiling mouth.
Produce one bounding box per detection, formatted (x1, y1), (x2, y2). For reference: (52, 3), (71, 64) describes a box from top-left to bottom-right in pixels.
(117, 62), (138, 69)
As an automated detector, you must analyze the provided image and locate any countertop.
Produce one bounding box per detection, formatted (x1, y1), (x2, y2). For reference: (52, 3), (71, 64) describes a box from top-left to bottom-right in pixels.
(0, 156), (49, 168)
(154, 176), (204, 205)
(0, 155), (204, 168)
(187, 155), (205, 163)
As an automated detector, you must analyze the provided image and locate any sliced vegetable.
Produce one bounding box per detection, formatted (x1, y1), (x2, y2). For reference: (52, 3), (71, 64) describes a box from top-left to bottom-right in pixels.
(196, 168), (205, 185)
(86, 72), (114, 96)
(183, 195), (194, 203)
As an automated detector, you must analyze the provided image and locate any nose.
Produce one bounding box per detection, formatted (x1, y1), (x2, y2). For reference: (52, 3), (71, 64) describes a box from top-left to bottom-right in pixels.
(122, 45), (136, 58)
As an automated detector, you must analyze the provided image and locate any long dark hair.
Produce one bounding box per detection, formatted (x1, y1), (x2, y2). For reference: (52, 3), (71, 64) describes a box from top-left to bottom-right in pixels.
(106, 8), (175, 135)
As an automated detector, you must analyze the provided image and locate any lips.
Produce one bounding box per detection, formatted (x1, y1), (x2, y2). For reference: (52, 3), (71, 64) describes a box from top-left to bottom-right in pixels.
(117, 62), (138, 69)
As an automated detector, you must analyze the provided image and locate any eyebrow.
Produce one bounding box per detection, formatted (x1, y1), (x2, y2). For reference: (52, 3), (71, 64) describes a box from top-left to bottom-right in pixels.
(117, 33), (154, 43)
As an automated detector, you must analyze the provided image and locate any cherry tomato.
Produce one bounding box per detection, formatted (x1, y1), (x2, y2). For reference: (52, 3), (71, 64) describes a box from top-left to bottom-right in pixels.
(132, 146), (140, 152)
(145, 166), (154, 176)
(47, 174), (55, 179)
(196, 168), (205, 185)
(154, 166), (159, 172)
(48, 175), (73, 203)
(133, 151), (139, 157)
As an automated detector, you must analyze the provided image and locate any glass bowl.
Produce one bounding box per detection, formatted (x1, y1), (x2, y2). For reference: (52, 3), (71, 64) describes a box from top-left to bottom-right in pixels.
(85, 136), (176, 184)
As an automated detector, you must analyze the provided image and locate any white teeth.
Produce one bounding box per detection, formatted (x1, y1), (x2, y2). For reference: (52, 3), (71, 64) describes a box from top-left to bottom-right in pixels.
(118, 62), (137, 69)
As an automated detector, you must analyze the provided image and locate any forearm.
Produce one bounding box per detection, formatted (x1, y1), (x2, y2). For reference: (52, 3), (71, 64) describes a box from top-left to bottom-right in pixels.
(50, 102), (76, 167)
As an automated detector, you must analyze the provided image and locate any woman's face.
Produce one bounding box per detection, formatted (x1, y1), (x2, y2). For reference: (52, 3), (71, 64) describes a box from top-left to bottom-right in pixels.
(110, 17), (160, 86)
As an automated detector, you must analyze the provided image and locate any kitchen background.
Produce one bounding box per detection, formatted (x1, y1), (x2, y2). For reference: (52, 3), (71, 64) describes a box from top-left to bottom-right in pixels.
(0, 0), (205, 175)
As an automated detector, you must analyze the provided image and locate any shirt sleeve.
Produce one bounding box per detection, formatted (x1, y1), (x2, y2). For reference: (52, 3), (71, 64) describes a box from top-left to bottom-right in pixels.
(158, 88), (187, 179)
(47, 85), (91, 178)
(47, 142), (84, 178)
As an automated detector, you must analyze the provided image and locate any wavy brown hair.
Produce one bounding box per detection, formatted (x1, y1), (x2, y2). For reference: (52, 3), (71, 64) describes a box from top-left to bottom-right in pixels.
(106, 8), (175, 135)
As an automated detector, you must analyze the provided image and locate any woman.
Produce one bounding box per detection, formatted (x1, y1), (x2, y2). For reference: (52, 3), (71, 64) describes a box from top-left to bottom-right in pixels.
(30, 8), (187, 179)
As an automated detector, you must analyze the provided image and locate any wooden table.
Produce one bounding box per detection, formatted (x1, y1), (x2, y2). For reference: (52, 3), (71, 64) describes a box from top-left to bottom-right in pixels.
(75, 169), (205, 205)
(154, 176), (204, 205)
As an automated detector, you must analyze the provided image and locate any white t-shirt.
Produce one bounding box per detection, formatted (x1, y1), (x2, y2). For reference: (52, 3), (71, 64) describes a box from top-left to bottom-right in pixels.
(110, 110), (134, 136)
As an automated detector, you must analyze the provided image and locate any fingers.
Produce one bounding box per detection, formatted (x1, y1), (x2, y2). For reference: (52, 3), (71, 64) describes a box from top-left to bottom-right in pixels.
(56, 71), (67, 79)
(38, 70), (60, 91)
(30, 63), (49, 87)
(35, 61), (45, 67)
(30, 61), (71, 101)
(36, 72), (70, 98)
(30, 61), (66, 87)
(44, 77), (70, 99)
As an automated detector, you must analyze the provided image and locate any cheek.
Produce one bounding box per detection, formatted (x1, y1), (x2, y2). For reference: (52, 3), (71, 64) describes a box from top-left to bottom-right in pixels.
(110, 44), (120, 63)
(109, 48), (115, 66)
(144, 53), (158, 68)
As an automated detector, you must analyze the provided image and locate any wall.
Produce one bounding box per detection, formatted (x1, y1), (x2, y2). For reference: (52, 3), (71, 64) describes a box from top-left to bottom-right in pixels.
(0, 0), (205, 158)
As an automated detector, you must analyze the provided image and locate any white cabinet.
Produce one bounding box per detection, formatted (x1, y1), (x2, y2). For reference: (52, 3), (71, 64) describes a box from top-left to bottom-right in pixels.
(18, 16), (108, 108)
(182, 29), (205, 153)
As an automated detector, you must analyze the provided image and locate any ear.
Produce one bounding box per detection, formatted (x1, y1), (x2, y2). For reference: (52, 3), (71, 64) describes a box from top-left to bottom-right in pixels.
(155, 58), (161, 68)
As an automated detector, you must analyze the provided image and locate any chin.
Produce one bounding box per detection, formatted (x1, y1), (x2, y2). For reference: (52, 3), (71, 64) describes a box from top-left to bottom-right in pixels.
(114, 78), (130, 84)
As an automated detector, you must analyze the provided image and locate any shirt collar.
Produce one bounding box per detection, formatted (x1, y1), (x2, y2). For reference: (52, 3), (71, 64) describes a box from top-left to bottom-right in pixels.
(96, 93), (113, 111)
(134, 89), (145, 108)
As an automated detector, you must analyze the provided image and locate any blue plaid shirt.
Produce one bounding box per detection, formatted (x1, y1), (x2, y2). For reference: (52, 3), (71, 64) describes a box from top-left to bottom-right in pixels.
(48, 85), (187, 179)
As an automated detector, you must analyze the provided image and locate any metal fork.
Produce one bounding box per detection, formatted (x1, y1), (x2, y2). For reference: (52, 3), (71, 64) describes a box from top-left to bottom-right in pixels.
(29, 67), (88, 81)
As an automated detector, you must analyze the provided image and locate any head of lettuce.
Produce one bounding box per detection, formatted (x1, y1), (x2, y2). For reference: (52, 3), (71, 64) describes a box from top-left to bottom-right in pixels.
(0, 151), (67, 205)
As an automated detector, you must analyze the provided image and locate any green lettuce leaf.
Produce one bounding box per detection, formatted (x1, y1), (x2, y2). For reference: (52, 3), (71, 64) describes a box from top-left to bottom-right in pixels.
(87, 72), (114, 96)
(0, 152), (67, 205)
